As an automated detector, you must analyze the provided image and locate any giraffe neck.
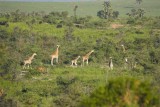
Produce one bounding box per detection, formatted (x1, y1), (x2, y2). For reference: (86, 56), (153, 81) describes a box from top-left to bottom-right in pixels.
(53, 47), (59, 56)
(109, 58), (113, 67)
(55, 47), (59, 55)
(122, 46), (125, 53)
(110, 59), (112, 64)
(75, 56), (80, 61)
(85, 51), (93, 57)
(29, 54), (36, 60)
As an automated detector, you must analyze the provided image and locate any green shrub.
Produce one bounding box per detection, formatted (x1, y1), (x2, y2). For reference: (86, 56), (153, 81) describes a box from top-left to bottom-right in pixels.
(79, 77), (160, 107)
(0, 17), (8, 25)
(127, 18), (135, 24)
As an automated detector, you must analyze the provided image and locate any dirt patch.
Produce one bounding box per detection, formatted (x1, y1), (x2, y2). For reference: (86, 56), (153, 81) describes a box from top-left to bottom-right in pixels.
(134, 25), (142, 29)
(111, 23), (124, 29)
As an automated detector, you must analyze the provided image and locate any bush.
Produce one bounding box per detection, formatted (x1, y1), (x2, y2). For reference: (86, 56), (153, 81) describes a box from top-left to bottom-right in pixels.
(79, 77), (160, 107)
(127, 18), (135, 24)
(0, 17), (8, 25)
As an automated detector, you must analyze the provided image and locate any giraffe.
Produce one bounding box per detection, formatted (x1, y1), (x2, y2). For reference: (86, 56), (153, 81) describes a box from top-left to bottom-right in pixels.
(124, 57), (137, 69)
(133, 61), (137, 69)
(71, 56), (81, 66)
(121, 44), (129, 69)
(0, 88), (4, 97)
(82, 50), (94, 66)
(50, 45), (60, 66)
(109, 57), (113, 70)
(121, 44), (126, 53)
(124, 57), (128, 69)
(23, 53), (37, 69)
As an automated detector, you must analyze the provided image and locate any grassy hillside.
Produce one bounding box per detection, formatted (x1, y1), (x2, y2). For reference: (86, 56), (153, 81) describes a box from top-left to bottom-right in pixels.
(0, 63), (159, 106)
(0, 0), (160, 17)
(0, 1), (160, 106)
(0, 19), (160, 106)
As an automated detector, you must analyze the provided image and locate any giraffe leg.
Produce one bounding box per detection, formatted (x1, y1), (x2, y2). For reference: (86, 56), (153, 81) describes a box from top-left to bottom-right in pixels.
(23, 62), (26, 69)
(71, 61), (74, 66)
(30, 64), (32, 69)
(75, 61), (77, 66)
(51, 57), (54, 66)
(86, 59), (88, 65)
(56, 57), (58, 63)
(82, 59), (84, 66)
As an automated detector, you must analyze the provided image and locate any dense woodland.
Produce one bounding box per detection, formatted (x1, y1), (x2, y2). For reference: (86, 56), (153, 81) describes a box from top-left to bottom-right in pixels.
(0, 0), (160, 107)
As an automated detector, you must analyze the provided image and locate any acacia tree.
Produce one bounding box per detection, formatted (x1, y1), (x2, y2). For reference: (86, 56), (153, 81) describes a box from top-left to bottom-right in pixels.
(136, 0), (142, 5)
(97, 1), (118, 19)
(73, 5), (78, 21)
(137, 8), (145, 18)
(61, 11), (68, 19)
(97, 10), (105, 18)
(65, 21), (74, 41)
(112, 11), (119, 19)
(103, 1), (111, 19)
(126, 8), (145, 18)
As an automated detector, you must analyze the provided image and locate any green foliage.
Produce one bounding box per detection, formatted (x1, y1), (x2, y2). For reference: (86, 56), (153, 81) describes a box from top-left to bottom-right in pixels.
(152, 17), (160, 29)
(112, 11), (119, 19)
(97, 1), (119, 19)
(79, 77), (160, 107)
(136, 0), (143, 5)
(0, 17), (8, 25)
(127, 18), (135, 24)
(126, 8), (145, 20)
(97, 10), (105, 19)
(43, 11), (68, 24)
(0, 4), (160, 107)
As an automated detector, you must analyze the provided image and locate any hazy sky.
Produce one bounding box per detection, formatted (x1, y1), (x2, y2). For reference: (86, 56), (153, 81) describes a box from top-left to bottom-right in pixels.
(0, 0), (97, 1)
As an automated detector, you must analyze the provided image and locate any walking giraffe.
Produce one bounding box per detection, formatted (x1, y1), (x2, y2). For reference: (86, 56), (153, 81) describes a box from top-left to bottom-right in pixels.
(71, 56), (81, 66)
(23, 53), (37, 69)
(82, 50), (94, 66)
(121, 44), (129, 69)
(121, 44), (126, 53)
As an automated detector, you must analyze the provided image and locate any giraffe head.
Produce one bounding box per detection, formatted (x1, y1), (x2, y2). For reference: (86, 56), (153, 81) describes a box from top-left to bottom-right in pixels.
(125, 58), (128, 62)
(33, 53), (37, 56)
(91, 50), (94, 53)
(57, 45), (60, 48)
(121, 44), (124, 47)
(109, 57), (112, 59)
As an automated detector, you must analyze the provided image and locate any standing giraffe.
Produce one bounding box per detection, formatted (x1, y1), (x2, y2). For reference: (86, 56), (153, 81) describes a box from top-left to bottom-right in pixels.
(133, 61), (137, 69)
(121, 44), (126, 53)
(50, 45), (60, 66)
(71, 56), (80, 66)
(121, 44), (129, 69)
(124, 57), (137, 69)
(109, 57), (113, 70)
(82, 50), (94, 66)
(124, 57), (128, 69)
(23, 53), (37, 69)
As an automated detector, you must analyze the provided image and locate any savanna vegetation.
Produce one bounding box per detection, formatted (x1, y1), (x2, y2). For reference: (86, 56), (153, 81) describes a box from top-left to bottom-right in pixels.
(0, 0), (160, 107)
